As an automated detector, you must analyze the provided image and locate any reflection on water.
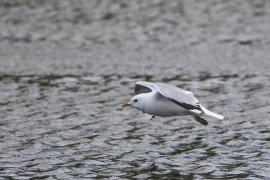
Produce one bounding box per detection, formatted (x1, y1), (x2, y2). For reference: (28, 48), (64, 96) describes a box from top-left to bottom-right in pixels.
(0, 72), (269, 179)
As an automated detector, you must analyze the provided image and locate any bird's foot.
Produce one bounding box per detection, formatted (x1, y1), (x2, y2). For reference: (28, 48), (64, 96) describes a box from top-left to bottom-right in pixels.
(144, 113), (155, 120)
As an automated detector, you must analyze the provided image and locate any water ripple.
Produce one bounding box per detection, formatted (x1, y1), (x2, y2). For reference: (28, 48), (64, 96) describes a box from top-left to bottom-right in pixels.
(0, 71), (269, 179)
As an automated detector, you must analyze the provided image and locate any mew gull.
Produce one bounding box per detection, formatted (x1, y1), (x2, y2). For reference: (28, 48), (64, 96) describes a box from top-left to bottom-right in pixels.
(122, 81), (224, 126)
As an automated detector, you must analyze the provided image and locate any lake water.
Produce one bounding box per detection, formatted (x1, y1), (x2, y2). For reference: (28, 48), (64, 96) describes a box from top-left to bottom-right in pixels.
(0, 0), (270, 179)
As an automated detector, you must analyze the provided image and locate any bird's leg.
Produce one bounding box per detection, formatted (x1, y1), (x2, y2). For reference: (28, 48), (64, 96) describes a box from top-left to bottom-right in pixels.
(144, 113), (155, 120)
(193, 116), (208, 126)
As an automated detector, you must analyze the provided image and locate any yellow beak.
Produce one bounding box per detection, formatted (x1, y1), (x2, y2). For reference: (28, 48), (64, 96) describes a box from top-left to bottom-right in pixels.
(121, 103), (130, 108)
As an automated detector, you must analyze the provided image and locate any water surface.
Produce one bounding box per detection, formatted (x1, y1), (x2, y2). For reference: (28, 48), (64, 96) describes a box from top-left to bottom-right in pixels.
(0, 0), (270, 179)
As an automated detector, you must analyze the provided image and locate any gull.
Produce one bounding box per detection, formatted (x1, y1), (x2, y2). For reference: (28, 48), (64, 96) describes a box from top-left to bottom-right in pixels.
(122, 81), (224, 126)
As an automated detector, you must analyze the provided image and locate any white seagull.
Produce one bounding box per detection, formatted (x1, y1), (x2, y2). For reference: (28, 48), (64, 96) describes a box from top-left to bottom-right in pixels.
(122, 81), (224, 126)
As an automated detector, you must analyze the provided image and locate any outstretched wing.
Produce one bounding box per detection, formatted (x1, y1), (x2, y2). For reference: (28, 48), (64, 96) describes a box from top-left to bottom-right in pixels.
(135, 81), (158, 94)
(154, 82), (202, 113)
(134, 81), (223, 121)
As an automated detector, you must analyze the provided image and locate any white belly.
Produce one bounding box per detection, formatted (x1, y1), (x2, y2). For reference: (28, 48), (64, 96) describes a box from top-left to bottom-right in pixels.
(144, 94), (189, 117)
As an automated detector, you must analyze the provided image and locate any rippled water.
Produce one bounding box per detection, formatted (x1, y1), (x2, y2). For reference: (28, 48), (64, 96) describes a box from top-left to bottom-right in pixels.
(0, 71), (269, 179)
(1, 0), (270, 179)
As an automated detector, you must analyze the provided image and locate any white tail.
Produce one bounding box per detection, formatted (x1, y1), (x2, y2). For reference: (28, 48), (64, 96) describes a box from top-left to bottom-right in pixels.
(200, 106), (224, 120)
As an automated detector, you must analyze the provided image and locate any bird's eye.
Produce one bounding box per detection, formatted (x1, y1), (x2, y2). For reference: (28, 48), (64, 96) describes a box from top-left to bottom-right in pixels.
(134, 99), (138, 102)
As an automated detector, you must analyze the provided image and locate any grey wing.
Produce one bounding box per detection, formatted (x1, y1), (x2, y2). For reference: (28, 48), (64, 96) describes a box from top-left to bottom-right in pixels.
(155, 82), (202, 112)
(135, 81), (158, 94)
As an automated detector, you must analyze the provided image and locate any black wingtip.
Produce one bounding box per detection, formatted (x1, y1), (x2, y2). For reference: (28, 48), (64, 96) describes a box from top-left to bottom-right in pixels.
(168, 98), (202, 112)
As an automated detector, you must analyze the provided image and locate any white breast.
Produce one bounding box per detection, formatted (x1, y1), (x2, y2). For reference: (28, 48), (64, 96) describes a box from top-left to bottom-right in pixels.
(143, 92), (189, 117)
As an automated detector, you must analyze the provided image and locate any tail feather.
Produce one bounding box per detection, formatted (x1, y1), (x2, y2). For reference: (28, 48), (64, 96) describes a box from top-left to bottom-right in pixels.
(200, 106), (224, 120)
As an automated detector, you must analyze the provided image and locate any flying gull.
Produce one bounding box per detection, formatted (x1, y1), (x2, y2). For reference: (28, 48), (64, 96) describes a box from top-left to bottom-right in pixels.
(122, 81), (224, 126)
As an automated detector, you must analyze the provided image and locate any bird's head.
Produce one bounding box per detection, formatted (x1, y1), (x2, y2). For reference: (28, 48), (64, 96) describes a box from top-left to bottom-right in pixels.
(122, 94), (146, 111)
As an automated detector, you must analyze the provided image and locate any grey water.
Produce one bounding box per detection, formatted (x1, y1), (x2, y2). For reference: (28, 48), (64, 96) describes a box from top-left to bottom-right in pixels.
(0, 0), (270, 179)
